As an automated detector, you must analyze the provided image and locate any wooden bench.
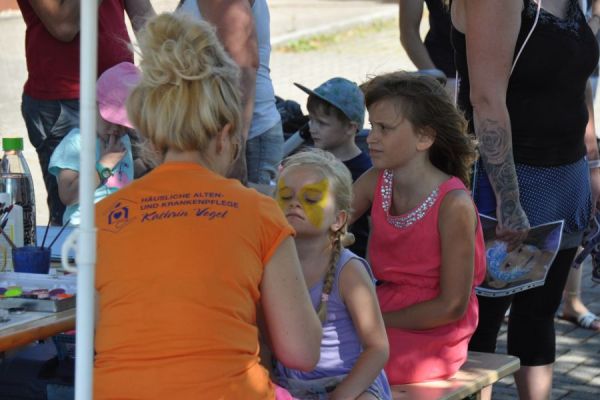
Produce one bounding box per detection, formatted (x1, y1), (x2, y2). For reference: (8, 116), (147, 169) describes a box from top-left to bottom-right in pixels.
(391, 351), (520, 400)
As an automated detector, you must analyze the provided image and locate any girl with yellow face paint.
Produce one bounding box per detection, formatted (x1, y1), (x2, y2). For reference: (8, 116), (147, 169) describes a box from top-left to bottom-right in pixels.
(276, 174), (331, 231)
(273, 149), (392, 400)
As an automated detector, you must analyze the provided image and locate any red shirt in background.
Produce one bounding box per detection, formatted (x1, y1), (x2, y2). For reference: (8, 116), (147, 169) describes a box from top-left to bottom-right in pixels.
(17, 0), (133, 100)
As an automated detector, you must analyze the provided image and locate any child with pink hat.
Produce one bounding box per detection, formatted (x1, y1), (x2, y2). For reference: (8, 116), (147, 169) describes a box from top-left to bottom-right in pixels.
(49, 62), (140, 226)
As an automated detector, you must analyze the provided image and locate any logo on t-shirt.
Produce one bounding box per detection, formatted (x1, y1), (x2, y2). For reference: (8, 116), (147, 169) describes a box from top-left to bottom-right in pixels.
(104, 199), (137, 233)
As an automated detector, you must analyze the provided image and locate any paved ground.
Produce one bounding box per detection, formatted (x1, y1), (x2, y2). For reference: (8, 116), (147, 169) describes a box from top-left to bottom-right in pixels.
(0, 0), (598, 398)
(494, 262), (600, 400)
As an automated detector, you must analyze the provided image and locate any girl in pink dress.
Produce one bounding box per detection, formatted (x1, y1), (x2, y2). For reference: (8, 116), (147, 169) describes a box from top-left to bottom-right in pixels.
(352, 72), (486, 384)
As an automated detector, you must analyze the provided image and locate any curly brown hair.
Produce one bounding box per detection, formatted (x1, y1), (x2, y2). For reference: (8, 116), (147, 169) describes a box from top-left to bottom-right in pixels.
(361, 71), (476, 186)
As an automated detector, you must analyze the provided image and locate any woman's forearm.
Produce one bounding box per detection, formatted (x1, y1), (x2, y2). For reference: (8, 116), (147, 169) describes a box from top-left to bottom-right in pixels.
(399, 0), (437, 70)
(473, 106), (524, 227)
(400, 29), (437, 70)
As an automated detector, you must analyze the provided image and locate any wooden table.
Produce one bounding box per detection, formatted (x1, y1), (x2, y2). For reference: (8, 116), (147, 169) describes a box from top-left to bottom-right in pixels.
(0, 308), (75, 352)
(392, 351), (521, 400)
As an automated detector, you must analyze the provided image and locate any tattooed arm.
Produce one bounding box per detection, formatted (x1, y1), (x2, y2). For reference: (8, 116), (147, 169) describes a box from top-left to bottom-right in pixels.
(452, 0), (529, 246)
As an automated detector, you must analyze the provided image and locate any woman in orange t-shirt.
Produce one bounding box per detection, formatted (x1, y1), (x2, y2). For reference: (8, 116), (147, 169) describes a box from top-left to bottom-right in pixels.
(93, 13), (321, 400)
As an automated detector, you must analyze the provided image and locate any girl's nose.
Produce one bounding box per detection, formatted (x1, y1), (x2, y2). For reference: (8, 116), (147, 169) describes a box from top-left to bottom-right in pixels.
(285, 196), (304, 211)
(288, 198), (301, 208)
(366, 129), (377, 144)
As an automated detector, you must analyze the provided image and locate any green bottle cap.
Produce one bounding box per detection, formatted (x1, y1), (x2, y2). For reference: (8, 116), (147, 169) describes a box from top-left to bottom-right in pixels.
(2, 138), (24, 151)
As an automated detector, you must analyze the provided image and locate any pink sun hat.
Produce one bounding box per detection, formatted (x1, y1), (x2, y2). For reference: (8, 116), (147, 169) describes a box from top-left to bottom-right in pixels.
(97, 62), (141, 129)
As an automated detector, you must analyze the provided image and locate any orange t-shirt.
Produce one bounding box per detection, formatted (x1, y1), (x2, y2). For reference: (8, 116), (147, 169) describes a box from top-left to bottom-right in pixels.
(94, 162), (293, 400)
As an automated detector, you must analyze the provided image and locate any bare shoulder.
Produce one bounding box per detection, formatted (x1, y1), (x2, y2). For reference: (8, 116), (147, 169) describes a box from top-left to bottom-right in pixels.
(438, 189), (478, 229)
(338, 257), (375, 302)
(358, 167), (380, 183)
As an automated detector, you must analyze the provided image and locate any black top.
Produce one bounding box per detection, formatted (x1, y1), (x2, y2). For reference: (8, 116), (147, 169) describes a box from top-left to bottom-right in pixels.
(425, 0), (456, 77)
(451, 0), (599, 166)
(344, 151), (372, 181)
(344, 151), (372, 258)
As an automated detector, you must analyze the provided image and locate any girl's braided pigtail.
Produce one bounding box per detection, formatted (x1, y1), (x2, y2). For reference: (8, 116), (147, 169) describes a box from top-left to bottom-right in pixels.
(316, 231), (343, 323)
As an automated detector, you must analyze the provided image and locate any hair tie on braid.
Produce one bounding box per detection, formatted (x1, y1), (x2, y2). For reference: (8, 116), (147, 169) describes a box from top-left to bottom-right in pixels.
(341, 232), (355, 247)
(321, 293), (329, 303)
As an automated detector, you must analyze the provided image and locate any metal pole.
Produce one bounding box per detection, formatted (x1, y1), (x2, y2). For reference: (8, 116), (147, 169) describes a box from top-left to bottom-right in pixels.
(74, 0), (98, 398)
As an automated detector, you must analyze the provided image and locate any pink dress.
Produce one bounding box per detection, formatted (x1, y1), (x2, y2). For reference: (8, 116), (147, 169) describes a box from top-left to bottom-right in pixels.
(369, 171), (486, 384)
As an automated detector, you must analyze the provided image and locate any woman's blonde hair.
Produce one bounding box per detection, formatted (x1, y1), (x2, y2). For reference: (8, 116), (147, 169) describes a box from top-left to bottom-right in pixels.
(127, 13), (243, 154)
(279, 149), (355, 323)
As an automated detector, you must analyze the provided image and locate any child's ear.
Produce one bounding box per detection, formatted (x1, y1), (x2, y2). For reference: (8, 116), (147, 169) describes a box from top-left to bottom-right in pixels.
(416, 126), (435, 151)
(345, 121), (359, 137)
(331, 210), (348, 232)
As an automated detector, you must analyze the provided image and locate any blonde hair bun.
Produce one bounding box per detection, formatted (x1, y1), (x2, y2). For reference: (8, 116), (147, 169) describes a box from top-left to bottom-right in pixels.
(127, 13), (243, 155)
(137, 14), (238, 87)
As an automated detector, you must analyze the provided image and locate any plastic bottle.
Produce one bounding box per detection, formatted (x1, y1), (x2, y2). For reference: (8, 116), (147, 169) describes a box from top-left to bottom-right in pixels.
(0, 137), (36, 246)
(0, 192), (23, 272)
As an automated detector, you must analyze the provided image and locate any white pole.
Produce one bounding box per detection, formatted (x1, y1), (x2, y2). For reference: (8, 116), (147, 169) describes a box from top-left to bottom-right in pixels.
(75, 0), (98, 398)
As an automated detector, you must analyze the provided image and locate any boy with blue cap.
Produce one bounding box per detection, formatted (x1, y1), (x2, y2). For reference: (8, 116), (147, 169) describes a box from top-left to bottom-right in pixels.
(295, 77), (372, 258)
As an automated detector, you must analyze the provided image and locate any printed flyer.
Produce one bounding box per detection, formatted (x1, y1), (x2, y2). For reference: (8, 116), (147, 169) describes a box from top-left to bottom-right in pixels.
(476, 215), (564, 297)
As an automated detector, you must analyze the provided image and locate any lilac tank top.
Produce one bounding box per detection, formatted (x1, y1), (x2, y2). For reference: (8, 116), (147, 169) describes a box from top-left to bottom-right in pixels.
(276, 249), (374, 378)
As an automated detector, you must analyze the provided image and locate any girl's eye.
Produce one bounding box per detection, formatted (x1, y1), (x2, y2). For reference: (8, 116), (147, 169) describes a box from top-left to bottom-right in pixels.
(303, 189), (323, 204)
(278, 188), (294, 201)
(372, 123), (387, 133)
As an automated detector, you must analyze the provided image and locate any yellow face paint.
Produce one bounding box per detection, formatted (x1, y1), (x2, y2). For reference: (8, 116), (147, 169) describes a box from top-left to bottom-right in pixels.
(276, 176), (331, 228)
(275, 182), (293, 211)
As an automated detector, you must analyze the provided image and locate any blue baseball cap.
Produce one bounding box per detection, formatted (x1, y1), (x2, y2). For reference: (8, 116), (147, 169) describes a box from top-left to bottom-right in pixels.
(295, 77), (365, 128)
